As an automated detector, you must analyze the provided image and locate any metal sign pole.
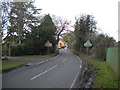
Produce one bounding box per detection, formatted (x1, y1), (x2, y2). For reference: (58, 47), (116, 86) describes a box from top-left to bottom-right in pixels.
(47, 47), (49, 54)
(87, 47), (89, 55)
(44, 40), (52, 54)
(84, 40), (92, 55)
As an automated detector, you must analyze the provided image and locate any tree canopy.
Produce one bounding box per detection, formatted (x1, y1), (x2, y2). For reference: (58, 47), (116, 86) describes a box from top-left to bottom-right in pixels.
(23, 14), (57, 55)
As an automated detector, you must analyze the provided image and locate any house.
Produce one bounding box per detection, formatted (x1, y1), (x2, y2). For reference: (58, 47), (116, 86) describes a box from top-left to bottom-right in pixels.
(57, 39), (67, 49)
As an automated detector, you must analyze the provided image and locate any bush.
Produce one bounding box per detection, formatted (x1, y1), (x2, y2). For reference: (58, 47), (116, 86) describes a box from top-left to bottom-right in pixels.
(11, 44), (25, 56)
(2, 43), (8, 56)
(95, 47), (107, 61)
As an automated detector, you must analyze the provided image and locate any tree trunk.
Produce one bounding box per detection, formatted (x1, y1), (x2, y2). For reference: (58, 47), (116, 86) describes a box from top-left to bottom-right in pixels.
(57, 35), (60, 44)
(18, 35), (22, 45)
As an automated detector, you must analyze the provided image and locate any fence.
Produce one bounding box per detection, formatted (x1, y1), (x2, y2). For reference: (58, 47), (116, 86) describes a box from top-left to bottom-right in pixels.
(106, 47), (119, 76)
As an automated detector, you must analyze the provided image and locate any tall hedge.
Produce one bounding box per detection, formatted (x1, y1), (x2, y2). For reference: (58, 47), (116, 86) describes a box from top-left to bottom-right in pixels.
(11, 44), (25, 56)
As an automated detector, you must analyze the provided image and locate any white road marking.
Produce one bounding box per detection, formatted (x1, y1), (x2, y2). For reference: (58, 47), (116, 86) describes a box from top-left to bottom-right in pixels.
(76, 56), (82, 64)
(35, 55), (59, 65)
(80, 65), (81, 68)
(70, 71), (79, 89)
(70, 55), (82, 89)
(36, 55), (59, 65)
(31, 65), (58, 80)
(36, 61), (45, 65)
(80, 60), (82, 64)
(77, 56), (82, 68)
(62, 58), (68, 63)
(46, 60), (48, 62)
(54, 55), (59, 59)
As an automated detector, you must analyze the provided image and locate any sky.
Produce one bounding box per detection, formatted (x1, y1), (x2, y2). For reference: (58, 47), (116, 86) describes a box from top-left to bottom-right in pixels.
(34, 0), (119, 41)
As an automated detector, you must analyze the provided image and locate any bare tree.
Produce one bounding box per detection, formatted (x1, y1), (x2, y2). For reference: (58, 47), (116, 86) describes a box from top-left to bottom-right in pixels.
(52, 15), (72, 43)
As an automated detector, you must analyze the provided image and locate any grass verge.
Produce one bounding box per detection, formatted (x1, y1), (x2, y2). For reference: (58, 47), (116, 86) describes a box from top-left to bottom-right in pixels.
(0, 60), (27, 71)
(15, 54), (55, 57)
(80, 54), (118, 88)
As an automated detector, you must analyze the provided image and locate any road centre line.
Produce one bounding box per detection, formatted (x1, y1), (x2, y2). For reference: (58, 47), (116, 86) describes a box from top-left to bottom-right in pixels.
(61, 58), (68, 63)
(30, 65), (58, 80)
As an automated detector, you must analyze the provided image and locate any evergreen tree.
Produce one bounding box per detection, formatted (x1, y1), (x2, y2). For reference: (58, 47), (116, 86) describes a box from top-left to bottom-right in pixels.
(8, 2), (41, 44)
(24, 14), (57, 55)
(74, 15), (97, 53)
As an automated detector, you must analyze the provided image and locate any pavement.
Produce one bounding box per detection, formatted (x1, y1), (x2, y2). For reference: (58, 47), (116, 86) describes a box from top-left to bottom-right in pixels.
(2, 49), (82, 88)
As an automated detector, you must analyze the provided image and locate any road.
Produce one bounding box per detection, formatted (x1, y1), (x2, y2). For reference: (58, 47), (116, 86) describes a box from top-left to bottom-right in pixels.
(2, 49), (82, 88)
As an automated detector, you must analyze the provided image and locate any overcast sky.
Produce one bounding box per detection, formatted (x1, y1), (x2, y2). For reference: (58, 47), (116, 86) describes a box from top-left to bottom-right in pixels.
(34, 0), (119, 41)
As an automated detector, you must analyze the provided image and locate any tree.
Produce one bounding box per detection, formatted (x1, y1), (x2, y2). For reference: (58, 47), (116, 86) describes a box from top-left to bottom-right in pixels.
(95, 34), (115, 60)
(74, 14), (97, 53)
(8, 2), (41, 44)
(1, 2), (12, 57)
(63, 31), (75, 49)
(24, 14), (57, 55)
(1, 2), (11, 38)
(52, 15), (71, 43)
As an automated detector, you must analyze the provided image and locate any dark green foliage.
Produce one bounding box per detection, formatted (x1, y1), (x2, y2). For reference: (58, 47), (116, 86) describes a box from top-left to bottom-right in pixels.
(23, 14), (57, 55)
(63, 31), (75, 49)
(2, 2), (58, 56)
(95, 34), (115, 60)
(2, 43), (8, 56)
(73, 14), (116, 61)
(11, 44), (25, 56)
(11, 15), (56, 56)
(8, 2), (40, 44)
(74, 15), (97, 53)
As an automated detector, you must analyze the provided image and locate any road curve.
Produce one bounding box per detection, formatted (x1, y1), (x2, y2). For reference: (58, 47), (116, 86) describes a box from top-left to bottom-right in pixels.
(3, 49), (82, 88)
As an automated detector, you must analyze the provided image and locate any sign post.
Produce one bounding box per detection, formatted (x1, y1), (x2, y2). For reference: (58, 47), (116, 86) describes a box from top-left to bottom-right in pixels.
(44, 40), (52, 54)
(84, 40), (92, 55)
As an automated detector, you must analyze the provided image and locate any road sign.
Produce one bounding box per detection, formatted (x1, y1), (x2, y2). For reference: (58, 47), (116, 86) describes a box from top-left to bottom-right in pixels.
(84, 40), (92, 47)
(44, 40), (52, 54)
(84, 40), (92, 55)
(44, 40), (52, 47)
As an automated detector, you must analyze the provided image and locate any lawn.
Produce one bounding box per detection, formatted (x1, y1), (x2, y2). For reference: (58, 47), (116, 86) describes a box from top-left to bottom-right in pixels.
(17, 54), (55, 57)
(0, 60), (27, 71)
(80, 54), (118, 88)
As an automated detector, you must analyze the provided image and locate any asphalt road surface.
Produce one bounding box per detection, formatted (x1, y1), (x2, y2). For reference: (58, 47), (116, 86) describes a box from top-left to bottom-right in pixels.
(2, 49), (82, 88)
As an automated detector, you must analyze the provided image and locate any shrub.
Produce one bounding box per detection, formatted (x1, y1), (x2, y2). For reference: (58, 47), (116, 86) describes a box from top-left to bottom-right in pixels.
(11, 44), (25, 56)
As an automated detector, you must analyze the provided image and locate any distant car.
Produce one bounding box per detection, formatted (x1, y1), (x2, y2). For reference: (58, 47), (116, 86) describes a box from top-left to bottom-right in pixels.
(57, 46), (61, 49)
(61, 46), (65, 48)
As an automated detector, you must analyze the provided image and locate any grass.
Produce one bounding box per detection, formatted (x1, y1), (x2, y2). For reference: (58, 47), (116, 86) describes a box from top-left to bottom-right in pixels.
(0, 53), (56, 71)
(16, 54), (55, 57)
(0, 60), (27, 71)
(80, 54), (118, 88)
